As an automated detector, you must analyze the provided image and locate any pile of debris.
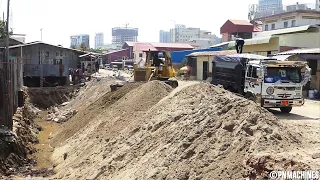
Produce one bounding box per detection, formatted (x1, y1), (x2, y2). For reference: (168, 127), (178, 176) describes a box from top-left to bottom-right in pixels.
(46, 107), (78, 123)
(50, 82), (319, 180)
(0, 104), (41, 176)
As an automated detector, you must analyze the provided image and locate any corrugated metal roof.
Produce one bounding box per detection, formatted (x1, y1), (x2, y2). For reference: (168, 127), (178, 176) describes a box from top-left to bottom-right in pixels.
(210, 42), (230, 48)
(134, 43), (158, 51)
(8, 41), (93, 54)
(187, 50), (237, 57)
(177, 42), (201, 47)
(228, 36), (277, 47)
(277, 48), (320, 55)
(253, 24), (319, 37)
(229, 19), (253, 26)
(150, 42), (194, 49)
(124, 41), (136, 47)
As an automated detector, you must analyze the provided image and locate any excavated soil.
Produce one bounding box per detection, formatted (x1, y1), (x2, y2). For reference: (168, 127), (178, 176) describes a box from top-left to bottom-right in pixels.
(51, 82), (143, 147)
(50, 82), (319, 180)
(0, 90), (42, 176)
(26, 86), (79, 109)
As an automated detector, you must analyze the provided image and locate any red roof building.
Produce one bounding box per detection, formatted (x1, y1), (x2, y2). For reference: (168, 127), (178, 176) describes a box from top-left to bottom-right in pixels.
(220, 20), (255, 42)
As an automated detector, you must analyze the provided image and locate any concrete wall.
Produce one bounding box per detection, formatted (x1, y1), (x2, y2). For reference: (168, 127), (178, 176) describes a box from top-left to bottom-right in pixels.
(261, 12), (320, 31)
(279, 32), (320, 48)
(242, 37), (280, 56)
(195, 55), (215, 81)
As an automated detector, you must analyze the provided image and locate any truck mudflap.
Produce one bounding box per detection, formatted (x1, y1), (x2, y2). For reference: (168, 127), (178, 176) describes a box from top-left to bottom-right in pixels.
(261, 98), (304, 108)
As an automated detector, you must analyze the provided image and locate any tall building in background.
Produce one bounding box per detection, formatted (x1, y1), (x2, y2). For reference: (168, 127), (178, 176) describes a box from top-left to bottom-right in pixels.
(95, 33), (104, 49)
(159, 30), (170, 43)
(169, 25), (217, 48)
(316, 0), (320, 11)
(257, 0), (283, 18)
(70, 34), (90, 49)
(111, 27), (138, 48)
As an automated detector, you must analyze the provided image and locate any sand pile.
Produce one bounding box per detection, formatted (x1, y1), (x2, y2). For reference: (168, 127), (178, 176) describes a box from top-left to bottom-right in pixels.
(51, 82), (143, 147)
(51, 81), (173, 179)
(51, 82), (316, 180)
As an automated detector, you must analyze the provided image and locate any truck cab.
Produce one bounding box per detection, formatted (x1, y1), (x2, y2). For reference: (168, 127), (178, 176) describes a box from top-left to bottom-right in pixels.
(244, 60), (309, 113)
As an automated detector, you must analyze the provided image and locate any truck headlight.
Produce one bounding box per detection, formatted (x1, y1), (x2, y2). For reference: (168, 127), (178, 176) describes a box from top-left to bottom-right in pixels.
(266, 87), (274, 95)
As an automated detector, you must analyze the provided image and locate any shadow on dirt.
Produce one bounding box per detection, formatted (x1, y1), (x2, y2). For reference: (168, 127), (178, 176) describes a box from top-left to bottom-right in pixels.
(268, 109), (320, 121)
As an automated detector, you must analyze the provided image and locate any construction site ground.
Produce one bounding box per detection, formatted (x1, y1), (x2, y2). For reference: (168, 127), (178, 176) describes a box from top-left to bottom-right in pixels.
(2, 73), (320, 179)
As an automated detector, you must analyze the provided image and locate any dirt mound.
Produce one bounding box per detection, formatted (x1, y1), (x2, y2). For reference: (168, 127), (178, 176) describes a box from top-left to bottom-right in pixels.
(51, 82), (143, 147)
(50, 82), (315, 180)
(26, 86), (78, 109)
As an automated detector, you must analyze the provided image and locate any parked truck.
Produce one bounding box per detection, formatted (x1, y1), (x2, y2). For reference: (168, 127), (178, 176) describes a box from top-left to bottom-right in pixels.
(211, 54), (311, 113)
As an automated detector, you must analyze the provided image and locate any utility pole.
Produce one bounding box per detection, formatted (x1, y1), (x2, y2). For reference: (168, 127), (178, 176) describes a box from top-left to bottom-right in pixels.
(40, 28), (43, 41)
(1, 0), (13, 129)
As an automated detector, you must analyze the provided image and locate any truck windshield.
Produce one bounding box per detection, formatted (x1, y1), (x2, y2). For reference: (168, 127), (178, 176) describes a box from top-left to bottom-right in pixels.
(264, 67), (301, 83)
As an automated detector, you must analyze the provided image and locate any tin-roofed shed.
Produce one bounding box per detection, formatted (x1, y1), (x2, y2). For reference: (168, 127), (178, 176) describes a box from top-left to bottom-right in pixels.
(187, 50), (237, 81)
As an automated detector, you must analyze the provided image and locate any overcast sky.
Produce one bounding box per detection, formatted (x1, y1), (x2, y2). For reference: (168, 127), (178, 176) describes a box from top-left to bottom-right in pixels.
(0, 0), (316, 47)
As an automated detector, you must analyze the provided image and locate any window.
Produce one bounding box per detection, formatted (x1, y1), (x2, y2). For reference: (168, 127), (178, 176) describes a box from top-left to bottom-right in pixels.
(247, 65), (253, 77)
(139, 53), (143, 58)
(252, 67), (259, 78)
(271, 23), (275, 30)
(265, 24), (269, 31)
(291, 20), (296, 27)
(284, 21), (288, 28)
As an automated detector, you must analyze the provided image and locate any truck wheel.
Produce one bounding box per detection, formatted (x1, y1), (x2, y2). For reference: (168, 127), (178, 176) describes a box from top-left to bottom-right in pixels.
(245, 93), (256, 102)
(280, 107), (292, 113)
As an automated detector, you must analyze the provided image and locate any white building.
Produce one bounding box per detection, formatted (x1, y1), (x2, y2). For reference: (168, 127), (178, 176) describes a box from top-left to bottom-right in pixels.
(94, 33), (104, 49)
(70, 34), (90, 48)
(257, 0), (283, 18)
(253, 10), (320, 31)
(317, 0), (320, 11)
(159, 30), (170, 43)
(169, 25), (217, 47)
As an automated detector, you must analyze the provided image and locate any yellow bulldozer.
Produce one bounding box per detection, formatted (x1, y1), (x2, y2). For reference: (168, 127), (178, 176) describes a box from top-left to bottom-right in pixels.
(110, 50), (178, 91)
(133, 50), (178, 88)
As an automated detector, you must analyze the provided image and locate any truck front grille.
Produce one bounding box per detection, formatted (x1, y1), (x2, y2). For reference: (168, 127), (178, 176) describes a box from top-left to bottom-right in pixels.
(277, 94), (292, 98)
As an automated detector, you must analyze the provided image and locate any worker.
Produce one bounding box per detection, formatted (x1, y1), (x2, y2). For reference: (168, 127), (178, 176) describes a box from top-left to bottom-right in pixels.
(95, 61), (99, 74)
(235, 37), (245, 54)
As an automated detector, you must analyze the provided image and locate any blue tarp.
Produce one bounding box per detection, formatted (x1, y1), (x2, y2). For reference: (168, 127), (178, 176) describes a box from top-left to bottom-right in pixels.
(171, 47), (222, 63)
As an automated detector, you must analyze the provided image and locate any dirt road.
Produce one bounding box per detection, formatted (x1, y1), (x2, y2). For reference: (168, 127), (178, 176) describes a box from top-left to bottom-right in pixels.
(271, 100), (320, 121)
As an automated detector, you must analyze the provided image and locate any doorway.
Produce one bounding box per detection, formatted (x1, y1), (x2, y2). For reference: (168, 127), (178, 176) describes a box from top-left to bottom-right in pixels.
(203, 61), (208, 80)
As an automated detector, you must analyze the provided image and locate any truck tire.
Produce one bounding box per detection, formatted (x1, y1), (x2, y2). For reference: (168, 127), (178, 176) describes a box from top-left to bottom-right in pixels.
(245, 93), (256, 102)
(280, 107), (292, 113)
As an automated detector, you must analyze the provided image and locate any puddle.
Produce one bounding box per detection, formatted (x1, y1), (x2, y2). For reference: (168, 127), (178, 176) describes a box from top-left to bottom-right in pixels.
(31, 111), (60, 169)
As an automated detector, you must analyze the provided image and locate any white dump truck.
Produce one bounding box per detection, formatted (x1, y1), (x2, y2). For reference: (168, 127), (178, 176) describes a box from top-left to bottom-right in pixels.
(211, 54), (311, 113)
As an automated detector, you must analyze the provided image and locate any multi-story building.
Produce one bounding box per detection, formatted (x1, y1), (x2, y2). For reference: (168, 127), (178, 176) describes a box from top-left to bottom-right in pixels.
(169, 25), (217, 47)
(286, 2), (311, 12)
(112, 27), (138, 48)
(159, 30), (170, 43)
(257, 0), (283, 18)
(316, 0), (320, 11)
(70, 34), (90, 49)
(253, 10), (320, 32)
(94, 33), (104, 49)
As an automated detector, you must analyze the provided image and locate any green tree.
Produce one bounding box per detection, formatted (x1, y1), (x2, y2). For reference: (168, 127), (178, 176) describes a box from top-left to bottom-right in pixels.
(80, 42), (87, 51)
(0, 20), (13, 39)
